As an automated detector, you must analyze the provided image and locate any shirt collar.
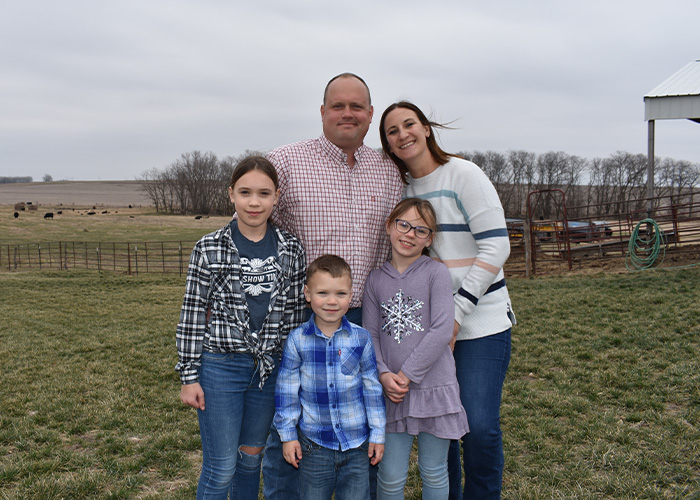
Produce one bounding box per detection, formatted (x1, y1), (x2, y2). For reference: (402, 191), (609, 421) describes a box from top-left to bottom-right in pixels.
(318, 134), (367, 166)
(304, 313), (352, 338)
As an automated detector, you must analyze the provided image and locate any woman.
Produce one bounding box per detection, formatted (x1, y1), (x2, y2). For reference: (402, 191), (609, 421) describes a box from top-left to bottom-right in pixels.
(379, 102), (515, 500)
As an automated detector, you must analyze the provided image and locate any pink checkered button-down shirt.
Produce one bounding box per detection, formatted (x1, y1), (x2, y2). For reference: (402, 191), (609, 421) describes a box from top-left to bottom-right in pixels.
(268, 135), (403, 308)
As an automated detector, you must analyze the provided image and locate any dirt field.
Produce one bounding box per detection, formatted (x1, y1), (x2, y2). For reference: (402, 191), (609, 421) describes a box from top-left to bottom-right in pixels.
(0, 181), (152, 208)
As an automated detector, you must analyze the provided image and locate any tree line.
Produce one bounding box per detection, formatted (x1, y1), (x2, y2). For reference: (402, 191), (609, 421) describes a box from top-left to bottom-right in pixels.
(140, 149), (699, 219)
(1, 176), (33, 184)
(139, 150), (262, 216)
(460, 150), (699, 219)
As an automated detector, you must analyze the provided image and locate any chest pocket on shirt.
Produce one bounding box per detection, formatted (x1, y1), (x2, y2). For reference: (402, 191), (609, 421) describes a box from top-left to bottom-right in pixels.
(208, 263), (243, 312)
(340, 346), (364, 376)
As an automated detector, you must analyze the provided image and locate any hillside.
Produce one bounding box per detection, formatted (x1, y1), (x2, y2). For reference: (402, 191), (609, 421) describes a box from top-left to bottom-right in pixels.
(0, 181), (152, 208)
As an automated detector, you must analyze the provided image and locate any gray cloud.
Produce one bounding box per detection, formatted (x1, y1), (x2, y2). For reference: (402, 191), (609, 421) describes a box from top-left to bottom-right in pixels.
(1, 0), (698, 180)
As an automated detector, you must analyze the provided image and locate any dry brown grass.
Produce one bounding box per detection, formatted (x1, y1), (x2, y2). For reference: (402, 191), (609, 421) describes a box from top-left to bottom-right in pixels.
(0, 181), (152, 208)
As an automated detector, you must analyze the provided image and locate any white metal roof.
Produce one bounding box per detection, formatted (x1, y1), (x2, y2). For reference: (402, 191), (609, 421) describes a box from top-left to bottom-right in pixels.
(644, 60), (700, 121)
(645, 59), (700, 98)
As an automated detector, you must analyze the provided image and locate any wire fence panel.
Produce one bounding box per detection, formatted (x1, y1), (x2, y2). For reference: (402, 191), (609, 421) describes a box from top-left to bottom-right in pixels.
(2, 241), (194, 275)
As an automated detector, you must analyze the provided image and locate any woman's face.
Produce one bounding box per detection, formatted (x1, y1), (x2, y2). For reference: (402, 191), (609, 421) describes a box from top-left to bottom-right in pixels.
(382, 108), (431, 165)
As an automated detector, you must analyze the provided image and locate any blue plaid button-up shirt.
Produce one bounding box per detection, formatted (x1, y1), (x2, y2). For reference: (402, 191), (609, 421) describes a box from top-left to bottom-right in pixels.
(274, 316), (385, 451)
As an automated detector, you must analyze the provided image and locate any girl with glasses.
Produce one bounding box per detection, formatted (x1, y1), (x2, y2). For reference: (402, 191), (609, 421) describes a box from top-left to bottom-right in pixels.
(362, 198), (469, 500)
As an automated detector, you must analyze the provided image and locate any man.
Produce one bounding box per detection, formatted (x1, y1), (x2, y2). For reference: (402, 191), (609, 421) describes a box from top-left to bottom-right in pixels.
(261, 73), (403, 500)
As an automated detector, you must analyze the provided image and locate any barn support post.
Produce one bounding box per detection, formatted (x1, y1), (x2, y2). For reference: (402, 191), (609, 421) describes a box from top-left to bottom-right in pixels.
(647, 119), (655, 219)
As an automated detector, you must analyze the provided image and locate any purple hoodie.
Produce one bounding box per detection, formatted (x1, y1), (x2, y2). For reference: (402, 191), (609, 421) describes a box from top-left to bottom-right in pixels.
(362, 255), (469, 439)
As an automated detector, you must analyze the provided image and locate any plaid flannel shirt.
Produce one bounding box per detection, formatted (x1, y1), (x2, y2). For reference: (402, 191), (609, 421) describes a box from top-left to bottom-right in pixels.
(274, 316), (386, 451)
(175, 223), (306, 387)
(268, 135), (403, 308)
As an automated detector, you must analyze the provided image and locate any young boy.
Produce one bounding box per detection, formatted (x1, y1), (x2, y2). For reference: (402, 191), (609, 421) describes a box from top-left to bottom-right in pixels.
(274, 254), (385, 500)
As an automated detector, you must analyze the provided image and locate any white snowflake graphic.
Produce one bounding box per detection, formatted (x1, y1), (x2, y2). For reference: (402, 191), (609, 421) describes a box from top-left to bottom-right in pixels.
(381, 289), (424, 343)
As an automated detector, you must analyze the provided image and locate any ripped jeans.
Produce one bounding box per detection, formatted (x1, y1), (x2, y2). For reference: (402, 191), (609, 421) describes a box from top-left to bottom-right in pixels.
(196, 351), (278, 500)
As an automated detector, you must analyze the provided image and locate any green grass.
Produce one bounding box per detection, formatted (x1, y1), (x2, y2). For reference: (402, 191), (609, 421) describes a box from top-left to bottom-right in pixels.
(1, 268), (699, 499)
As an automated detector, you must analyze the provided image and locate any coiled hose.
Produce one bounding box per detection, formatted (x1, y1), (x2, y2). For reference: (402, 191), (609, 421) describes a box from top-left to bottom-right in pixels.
(625, 218), (666, 271)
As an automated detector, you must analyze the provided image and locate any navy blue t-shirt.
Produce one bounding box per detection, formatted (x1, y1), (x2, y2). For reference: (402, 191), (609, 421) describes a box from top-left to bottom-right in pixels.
(230, 221), (278, 335)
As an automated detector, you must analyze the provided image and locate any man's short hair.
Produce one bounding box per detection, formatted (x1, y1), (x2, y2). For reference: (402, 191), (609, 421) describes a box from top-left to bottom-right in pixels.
(323, 73), (371, 106)
(306, 254), (352, 283)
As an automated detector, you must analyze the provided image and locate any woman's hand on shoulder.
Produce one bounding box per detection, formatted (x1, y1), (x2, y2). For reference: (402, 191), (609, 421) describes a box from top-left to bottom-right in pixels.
(180, 382), (205, 410)
(450, 321), (460, 351)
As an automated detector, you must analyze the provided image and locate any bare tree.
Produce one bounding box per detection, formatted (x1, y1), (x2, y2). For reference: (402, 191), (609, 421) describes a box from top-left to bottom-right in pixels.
(656, 158), (700, 213)
(508, 150), (536, 217)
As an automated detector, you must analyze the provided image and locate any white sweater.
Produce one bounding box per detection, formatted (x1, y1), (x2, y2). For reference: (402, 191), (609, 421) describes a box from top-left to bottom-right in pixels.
(404, 157), (515, 340)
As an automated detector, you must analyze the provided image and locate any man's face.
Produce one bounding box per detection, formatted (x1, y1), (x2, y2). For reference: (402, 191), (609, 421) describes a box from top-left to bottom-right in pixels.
(321, 77), (374, 154)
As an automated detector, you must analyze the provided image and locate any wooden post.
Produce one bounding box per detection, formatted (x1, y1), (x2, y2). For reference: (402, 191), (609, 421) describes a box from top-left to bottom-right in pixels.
(524, 219), (533, 277)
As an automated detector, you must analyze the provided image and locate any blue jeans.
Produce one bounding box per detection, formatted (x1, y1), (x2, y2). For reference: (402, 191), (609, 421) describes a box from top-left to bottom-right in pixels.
(298, 429), (370, 500)
(448, 329), (511, 500)
(263, 306), (380, 500)
(378, 432), (450, 500)
(196, 351), (278, 500)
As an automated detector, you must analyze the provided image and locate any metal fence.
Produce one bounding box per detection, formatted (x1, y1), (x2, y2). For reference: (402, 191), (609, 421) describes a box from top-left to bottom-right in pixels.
(1, 240), (194, 274)
(505, 193), (700, 276)
(3, 194), (699, 276)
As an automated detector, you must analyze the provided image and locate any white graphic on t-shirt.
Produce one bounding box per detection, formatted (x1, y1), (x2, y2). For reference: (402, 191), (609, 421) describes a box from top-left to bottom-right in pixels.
(381, 289), (424, 343)
(240, 257), (277, 296)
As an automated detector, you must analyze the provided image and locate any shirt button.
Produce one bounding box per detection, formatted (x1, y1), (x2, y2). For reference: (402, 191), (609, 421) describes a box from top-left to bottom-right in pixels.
(329, 383), (334, 388)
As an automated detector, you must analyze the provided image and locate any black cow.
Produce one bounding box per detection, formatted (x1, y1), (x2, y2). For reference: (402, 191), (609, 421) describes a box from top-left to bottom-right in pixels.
(44, 212), (54, 219)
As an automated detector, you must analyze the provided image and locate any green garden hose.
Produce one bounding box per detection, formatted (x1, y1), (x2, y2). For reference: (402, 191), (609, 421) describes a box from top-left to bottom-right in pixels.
(625, 218), (666, 271)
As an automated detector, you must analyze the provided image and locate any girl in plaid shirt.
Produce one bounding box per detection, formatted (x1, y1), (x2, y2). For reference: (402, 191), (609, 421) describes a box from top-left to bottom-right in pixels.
(176, 156), (306, 500)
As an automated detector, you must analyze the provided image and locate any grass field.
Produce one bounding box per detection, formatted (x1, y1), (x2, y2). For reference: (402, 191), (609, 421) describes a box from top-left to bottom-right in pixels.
(1, 267), (698, 499)
(1, 211), (699, 499)
(1, 205), (228, 245)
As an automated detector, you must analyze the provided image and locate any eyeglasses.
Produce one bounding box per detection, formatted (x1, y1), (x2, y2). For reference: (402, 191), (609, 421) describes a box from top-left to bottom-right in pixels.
(394, 219), (433, 239)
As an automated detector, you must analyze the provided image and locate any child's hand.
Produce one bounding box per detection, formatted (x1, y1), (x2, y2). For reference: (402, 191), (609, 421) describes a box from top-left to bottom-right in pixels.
(379, 372), (409, 404)
(397, 370), (411, 387)
(368, 443), (384, 466)
(282, 440), (302, 468)
(180, 382), (205, 410)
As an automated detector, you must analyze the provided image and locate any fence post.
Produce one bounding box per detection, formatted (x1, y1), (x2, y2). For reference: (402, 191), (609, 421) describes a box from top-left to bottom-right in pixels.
(524, 219), (532, 278)
(127, 244), (132, 275)
(179, 242), (183, 276)
(134, 245), (139, 276)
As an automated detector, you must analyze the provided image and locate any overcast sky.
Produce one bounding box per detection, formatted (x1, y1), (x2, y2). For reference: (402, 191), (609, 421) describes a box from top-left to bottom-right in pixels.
(2, 0), (699, 181)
